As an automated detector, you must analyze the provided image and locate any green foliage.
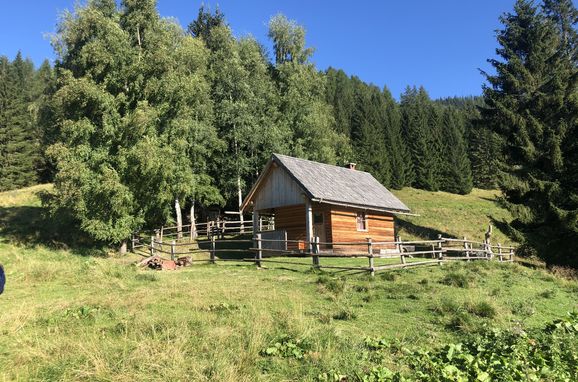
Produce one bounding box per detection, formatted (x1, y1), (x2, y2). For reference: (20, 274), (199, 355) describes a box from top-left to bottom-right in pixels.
(407, 312), (578, 381)
(47, 1), (221, 243)
(261, 335), (312, 359)
(0, 53), (47, 192)
(482, 0), (578, 267)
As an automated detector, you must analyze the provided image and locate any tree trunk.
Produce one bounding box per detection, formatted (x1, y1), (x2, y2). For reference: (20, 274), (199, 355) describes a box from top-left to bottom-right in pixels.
(190, 201), (197, 240)
(175, 198), (183, 239)
(119, 240), (127, 255)
(237, 175), (244, 233)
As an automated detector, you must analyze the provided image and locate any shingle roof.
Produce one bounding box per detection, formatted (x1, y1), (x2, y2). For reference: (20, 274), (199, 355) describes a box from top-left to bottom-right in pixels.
(271, 153), (410, 213)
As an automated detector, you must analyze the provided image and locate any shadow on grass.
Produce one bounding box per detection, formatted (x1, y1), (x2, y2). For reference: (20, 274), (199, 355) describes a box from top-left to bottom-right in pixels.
(396, 219), (457, 240)
(0, 202), (107, 257)
(197, 234), (254, 260)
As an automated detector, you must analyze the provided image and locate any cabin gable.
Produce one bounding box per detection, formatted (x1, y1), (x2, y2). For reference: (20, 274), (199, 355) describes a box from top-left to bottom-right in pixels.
(253, 166), (304, 211)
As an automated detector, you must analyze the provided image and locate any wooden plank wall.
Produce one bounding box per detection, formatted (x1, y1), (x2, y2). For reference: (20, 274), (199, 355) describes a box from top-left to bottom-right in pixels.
(330, 207), (395, 253)
(253, 166), (304, 210)
(274, 204), (306, 250)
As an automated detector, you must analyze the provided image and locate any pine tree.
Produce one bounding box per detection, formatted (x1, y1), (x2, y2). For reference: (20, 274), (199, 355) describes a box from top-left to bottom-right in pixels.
(325, 67), (355, 137)
(400, 86), (440, 190)
(382, 87), (411, 189)
(349, 80), (391, 185)
(482, 0), (578, 266)
(0, 53), (40, 191)
(440, 108), (473, 194)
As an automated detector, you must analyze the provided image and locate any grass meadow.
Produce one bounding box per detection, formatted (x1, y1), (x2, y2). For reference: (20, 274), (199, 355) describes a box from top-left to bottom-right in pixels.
(0, 185), (577, 381)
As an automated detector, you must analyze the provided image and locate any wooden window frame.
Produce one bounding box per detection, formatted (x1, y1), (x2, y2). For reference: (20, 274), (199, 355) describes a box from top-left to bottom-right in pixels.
(356, 211), (368, 232)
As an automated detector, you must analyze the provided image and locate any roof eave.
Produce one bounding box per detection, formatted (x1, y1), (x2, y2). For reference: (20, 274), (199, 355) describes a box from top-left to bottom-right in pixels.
(312, 198), (413, 215)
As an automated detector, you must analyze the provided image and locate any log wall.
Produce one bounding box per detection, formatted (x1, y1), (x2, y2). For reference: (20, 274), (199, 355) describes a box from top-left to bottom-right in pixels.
(329, 207), (395, 253)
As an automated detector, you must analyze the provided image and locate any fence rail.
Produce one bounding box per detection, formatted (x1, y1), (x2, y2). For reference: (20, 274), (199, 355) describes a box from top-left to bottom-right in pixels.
(131, 227), (516, 276)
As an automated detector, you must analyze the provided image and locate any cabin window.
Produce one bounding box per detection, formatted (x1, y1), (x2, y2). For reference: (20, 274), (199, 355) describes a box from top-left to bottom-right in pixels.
(356, 212), (367, 231)
(313, 212), (324, 225)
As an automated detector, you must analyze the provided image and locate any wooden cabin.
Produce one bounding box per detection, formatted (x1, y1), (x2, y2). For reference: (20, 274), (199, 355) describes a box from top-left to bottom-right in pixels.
(241, 154), (411, 254)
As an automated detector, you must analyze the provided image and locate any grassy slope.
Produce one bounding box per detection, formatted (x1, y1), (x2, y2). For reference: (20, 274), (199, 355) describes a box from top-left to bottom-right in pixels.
(1, 186), (576, 381)
(393, 188), (515, 245)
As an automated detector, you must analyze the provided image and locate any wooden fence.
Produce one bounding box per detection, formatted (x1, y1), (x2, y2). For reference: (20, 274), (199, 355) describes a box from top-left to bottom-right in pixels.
(131, 227), (516, 276)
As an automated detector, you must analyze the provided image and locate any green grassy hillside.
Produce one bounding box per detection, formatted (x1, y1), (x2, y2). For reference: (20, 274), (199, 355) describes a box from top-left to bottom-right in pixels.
(0, 186), (576, 381)
(392, 188), (515, 245)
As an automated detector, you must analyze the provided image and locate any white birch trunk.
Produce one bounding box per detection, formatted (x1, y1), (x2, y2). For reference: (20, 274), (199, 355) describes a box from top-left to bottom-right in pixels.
(190, 202), (197, 240)
(175, 198), (183, 239)
(237, 175), (244, 233)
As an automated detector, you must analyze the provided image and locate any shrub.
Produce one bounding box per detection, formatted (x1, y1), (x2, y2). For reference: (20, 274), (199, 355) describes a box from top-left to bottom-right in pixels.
(465, 300), (497, 318)
(440, 272), (472, 288)
(332, 307), (357, 321)
(261, 335), (312, 359)
(317, 275), (347, 295)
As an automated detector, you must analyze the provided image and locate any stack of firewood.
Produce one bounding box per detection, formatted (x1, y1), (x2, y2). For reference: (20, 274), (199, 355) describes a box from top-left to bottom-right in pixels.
(137, 255), (192, 271)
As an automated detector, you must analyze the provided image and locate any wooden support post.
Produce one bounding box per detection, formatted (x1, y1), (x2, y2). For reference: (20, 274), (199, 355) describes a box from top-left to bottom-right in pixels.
(497, 243), (502, 262)
(395, 235), (401, 253)
(170, 240), (176, 261)
(210, 235), (216, 264)
(190, 223), (194, 243)
(150, 235), (155, 256)
(256, 233), (262, 268)
(463, 236), (470, 261)
(130, 233), (135, 253)
(160, 226), (164, 243)
(312, 236), (320, 269)
(399, 238), (405, 264)
(509, 248), (514, 262)
(438, 234), (443, 264)
(367, 238), (374, 276)
(305, 198), (313, 253)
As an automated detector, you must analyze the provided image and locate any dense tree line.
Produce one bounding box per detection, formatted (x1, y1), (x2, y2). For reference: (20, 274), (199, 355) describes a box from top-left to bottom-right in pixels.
(0, 53), (53, 191)
(2, 0), (576, 268)
(0, 1), (505, 247)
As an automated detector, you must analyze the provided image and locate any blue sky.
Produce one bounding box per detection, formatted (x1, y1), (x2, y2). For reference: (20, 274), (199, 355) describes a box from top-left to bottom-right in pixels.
(1, 1), (521, 99)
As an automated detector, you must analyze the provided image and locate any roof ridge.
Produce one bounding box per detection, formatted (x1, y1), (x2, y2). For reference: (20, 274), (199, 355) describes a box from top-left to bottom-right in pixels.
(272, 153), (372, 175)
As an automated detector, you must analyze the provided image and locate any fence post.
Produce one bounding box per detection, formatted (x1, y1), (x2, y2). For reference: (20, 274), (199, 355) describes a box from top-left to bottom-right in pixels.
(437, 234), (444, 264)
(210, 235), (216, 264)
(509, 248), (514, 262)
(160, 226), (164, 243)
(497, 243), (502, 262)
(256, 233), (262, 268)
(399, 238), (405, 264)
(130, 233), (135, 253)
(170, 240), (176, 261)
(367, 238), (374, 276)
(395, 235), (401, 253)
(312, 236), (320, 269)
(463, 236), (470, 261)
(150, 235), (155, 256)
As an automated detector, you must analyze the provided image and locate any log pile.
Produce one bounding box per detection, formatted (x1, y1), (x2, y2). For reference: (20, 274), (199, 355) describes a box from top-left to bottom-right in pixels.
(136, 255), (192, 271)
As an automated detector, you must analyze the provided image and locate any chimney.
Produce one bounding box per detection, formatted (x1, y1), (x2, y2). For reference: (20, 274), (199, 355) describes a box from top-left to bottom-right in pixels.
(346, 162), (356, 170)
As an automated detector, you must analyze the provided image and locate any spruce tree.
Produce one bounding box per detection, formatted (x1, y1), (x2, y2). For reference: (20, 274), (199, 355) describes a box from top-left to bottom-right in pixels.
(0, 53), (40, 191)
(482, 0), (578, 266)
(400, 86), (439, 190)
(440, 108), (473, 194)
